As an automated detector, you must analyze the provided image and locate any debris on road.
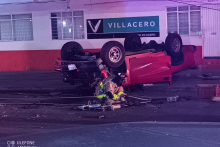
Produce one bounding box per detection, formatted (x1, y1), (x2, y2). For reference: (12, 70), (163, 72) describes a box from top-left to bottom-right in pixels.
(31, 114), (47, 119)
(77, 95), (151, 112)
(127, 95), (151, 102)
(78, 104), (101, 110)
(99, 114), (105, 119)
(197, 74), (220, 80)
(167, 96), (179, 102)
(143, 84), (154, 87)
(77, 95), (182, 112)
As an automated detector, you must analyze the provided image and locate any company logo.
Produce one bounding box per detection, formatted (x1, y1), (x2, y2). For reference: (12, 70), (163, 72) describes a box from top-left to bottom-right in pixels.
(87, 19), (104, 34)
(87, 16), (160, 39)
(88, 20), (102, 33)
(106, 21), (155, 29)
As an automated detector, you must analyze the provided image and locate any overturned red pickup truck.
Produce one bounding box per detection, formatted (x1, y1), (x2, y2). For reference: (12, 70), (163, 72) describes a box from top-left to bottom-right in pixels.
(55, 33), (197, 87)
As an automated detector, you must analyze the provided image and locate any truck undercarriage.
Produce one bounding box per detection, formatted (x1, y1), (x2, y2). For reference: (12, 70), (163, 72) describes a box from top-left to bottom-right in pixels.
(55, 33), (196, 87)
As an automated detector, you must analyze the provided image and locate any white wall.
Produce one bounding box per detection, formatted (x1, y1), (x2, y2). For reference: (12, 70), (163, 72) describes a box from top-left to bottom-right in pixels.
(0, 0), (203, 51)
(0, 0), (33, 4)
(202, 5), (220, 57)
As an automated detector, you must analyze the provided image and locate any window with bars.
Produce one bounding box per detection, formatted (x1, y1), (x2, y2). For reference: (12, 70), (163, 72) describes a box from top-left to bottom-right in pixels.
(0, 14), (33, 41)
(167, 5), (201, 35)
(51, 11), (84, 40)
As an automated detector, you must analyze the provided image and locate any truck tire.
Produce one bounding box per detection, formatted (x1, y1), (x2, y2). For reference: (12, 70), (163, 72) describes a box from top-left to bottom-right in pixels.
(171, 50), (184, 66)
(101, 41), (125, 68)
(124, 34), (142, 51)
(61, 41), (84, 60)
(165, 33), (182, 57)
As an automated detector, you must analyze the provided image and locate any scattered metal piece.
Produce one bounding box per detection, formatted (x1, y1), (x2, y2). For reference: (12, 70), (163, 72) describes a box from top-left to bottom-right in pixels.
(89, 104), (101, 108)
(167, 95), (179, 102)
(78, 101), (122, 112)
(197, 75), (220, 80)
(78, 104), (101, 110)
(127, 95), (151, 102)
(143, 84), (154, 87)
(99, 114), (105, 119)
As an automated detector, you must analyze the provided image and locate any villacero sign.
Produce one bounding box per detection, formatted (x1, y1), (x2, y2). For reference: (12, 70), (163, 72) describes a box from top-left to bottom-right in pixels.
(87, 16), (160, 39)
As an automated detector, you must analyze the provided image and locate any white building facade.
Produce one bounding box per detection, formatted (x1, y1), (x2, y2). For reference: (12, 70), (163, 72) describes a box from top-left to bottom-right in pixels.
(0, 0), (219, 71)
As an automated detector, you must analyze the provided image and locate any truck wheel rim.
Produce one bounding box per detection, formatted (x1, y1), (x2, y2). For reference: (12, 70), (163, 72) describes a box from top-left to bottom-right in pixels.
(109, 46), (122, 63)
(172, 38), (180, 52)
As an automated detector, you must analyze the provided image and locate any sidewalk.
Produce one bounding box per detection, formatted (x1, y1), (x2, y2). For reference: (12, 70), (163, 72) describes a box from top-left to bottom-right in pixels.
(0, 69), (220, 97)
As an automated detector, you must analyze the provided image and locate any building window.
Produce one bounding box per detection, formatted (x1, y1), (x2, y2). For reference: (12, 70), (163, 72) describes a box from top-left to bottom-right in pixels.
(167, 5), (201, 35)
(0, 14), (33, 41)
(51, 11), (84, 40)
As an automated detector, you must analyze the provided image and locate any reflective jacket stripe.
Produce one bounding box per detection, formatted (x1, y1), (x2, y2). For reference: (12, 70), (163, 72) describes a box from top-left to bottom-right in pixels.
(113, 94), (118, 100)
(100, 82), (104, 89)
(97, 94), (106, 99)
(112, 92), (124, 100)
(118, 92), (124, 96)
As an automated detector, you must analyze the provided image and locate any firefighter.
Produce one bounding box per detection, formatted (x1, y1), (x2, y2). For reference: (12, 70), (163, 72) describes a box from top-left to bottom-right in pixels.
(95, 72), (126, 105)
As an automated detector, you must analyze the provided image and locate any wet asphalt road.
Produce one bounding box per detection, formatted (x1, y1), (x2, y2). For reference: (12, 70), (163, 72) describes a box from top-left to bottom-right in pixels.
(1, 98), (220, 147)
(1, 121), (220, 147)
(1, 69), (220, 146)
